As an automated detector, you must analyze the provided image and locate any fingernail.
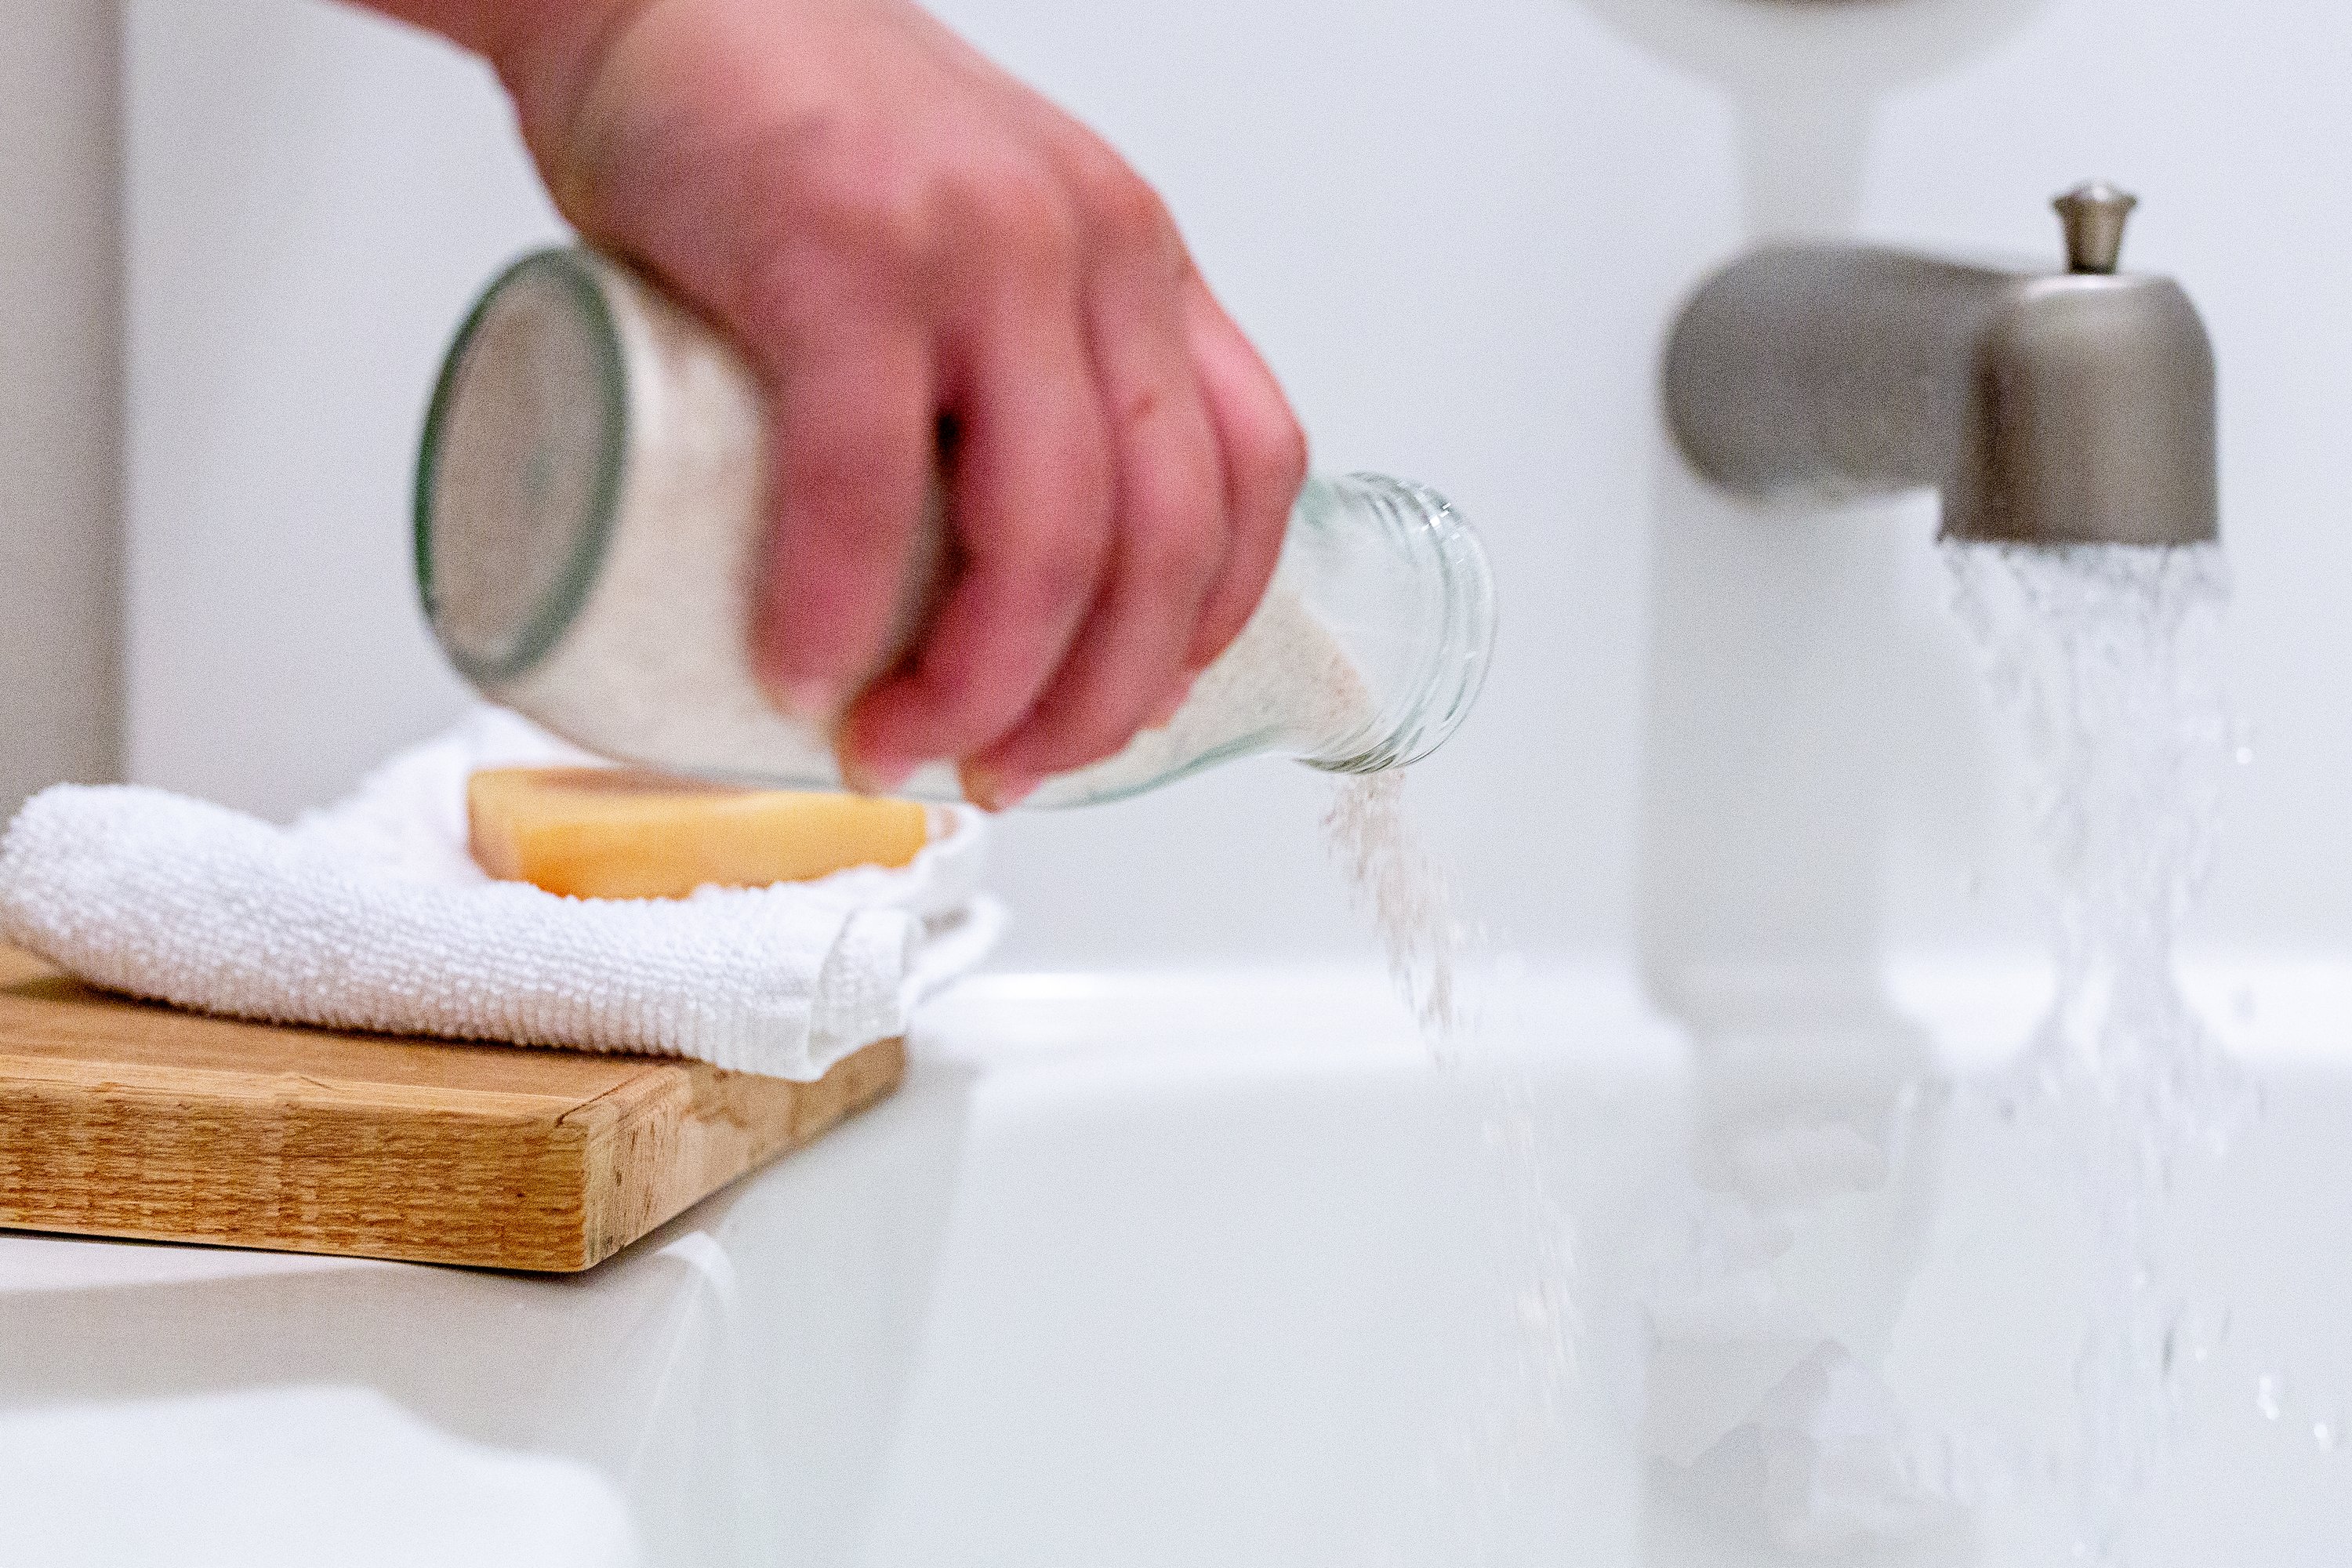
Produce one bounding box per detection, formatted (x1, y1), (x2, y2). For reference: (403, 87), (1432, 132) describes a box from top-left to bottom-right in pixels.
(960, 764), (1039, 812)
(840, 750), (916, 797)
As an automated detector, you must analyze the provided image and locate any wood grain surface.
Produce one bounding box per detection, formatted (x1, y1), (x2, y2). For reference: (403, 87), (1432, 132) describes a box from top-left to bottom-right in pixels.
(0, 947), (902, 1272)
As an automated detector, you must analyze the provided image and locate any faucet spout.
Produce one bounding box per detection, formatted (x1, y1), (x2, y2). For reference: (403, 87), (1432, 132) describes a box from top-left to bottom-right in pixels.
(1661, 184), (2218, 546)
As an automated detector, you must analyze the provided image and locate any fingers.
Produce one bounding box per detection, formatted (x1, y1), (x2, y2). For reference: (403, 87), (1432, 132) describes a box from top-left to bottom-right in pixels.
(836, 289), (1114, 793)
(1181, 273), (1309, 673)
(960, 205), (1228, 807)
(739, 114), (1299, 808)
(750, 312), (938, 720)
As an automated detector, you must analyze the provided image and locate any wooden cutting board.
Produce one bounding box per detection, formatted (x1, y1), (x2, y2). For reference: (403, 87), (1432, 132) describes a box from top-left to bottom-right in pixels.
(0, 946), (902, 1272)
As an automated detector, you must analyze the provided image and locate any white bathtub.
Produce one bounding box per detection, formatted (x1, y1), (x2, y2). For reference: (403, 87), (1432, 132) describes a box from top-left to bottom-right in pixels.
(0, 965), (2345, 1565)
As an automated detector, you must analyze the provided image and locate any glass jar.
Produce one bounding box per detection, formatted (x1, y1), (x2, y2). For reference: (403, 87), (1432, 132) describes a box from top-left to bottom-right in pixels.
(415, 247), (1494, 807)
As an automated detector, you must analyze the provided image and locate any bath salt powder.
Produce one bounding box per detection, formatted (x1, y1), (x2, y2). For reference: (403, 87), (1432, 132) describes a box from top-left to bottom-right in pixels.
(1048, 586), (1380, 804)
(1320, 771), (1467, 1050)
(1321, 771), (1579, 1523)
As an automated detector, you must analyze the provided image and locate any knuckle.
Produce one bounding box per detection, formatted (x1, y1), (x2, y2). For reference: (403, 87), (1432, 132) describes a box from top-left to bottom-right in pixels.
(1094, 170), (1178, 256)
(739, 119), (934, 292)
(952, 158), (1081, 283)
(804, 170), (931, 272)
(1060, 132), (1179, 260)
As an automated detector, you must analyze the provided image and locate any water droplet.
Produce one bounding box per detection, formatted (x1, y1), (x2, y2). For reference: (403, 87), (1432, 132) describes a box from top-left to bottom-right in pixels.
(2314, 1421), (2338, 1453)
(2234, 746), (2254, 767)
(2258, 1374), (2284, 1421)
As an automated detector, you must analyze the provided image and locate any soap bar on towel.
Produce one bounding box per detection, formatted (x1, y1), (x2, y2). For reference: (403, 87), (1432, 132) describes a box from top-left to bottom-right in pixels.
(0, 710), (1002, 1080)
(468, 767), (935, 898)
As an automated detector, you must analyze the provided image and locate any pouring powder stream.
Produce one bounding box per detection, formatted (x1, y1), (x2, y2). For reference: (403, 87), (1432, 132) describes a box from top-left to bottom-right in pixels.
(1321, 772), (1468, 1053)
(1322, 772), (1577, 1523)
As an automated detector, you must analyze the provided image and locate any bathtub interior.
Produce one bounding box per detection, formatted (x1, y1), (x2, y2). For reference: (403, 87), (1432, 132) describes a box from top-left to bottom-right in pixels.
(2, 966), (2347, 1566)
(858, 968), (2352, 1566)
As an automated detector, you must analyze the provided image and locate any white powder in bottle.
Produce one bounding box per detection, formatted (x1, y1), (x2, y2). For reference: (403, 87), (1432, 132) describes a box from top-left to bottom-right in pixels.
(1047, 584), (1380, 804)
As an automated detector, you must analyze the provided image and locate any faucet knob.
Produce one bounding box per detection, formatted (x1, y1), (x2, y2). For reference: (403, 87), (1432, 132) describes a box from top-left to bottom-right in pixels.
(2054, 180), (2139, 274)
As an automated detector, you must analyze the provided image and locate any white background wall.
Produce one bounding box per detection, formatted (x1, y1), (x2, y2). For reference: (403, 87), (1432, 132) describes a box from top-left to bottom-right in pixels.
(1, 2), (122, 819)
(105, 0), (2352, 973)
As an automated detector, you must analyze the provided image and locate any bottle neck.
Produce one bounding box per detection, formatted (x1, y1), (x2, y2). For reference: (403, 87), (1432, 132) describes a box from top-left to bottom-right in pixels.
(1279, 474), (1496, 775)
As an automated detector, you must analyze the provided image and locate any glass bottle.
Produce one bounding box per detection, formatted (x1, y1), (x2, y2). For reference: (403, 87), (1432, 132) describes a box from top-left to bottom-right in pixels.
(415, 247), (1494, 807)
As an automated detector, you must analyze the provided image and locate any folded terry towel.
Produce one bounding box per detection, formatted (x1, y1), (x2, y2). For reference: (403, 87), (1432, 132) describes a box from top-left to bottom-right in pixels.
(0, 709), (1002, 1080)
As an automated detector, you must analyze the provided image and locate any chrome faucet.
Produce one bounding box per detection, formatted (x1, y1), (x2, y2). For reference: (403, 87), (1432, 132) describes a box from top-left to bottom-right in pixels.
(1662, 183), (2217, 546)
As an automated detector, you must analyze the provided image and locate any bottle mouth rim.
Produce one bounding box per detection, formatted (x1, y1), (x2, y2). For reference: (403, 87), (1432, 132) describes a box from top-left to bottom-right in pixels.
(1309, 476), (1497, 775)
(414, 246), (630, 688)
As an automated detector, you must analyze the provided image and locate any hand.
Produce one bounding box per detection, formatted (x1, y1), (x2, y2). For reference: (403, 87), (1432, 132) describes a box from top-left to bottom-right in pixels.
(476, 0), (1308, 806)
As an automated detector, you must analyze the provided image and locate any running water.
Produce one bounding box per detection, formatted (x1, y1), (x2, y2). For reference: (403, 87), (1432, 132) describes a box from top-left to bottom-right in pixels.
(1944, 539), (2245, 1563)
(1321, 772), (1577, 1496)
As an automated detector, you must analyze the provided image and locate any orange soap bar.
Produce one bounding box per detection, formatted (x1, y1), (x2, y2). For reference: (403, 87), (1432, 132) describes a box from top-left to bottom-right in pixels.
(468, 767), (932, 898)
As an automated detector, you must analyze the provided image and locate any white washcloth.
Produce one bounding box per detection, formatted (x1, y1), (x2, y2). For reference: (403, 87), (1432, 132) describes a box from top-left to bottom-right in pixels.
(0, 709), (1003, 1080)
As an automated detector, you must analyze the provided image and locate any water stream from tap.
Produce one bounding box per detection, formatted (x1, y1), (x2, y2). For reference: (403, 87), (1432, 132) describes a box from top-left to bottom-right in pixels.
(1944, 539), (2247, 1563)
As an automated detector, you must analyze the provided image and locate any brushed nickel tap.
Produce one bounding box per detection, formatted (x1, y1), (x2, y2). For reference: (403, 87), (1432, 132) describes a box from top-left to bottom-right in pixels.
(1663, 182), (2217, 546)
